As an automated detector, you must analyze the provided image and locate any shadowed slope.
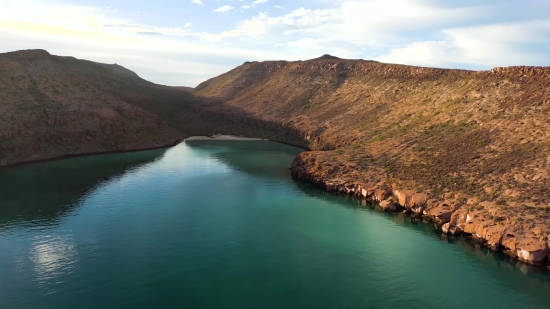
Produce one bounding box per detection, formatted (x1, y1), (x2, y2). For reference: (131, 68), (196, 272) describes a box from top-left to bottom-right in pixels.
(0, 49), (186, 166)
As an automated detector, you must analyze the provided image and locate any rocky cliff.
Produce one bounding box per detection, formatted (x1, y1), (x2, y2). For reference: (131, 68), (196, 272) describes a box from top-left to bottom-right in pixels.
(195, 56), (550, 265)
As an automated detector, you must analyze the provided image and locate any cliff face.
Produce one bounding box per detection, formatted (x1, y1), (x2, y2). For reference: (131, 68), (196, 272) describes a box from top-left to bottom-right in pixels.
(195, 56), (550, 264)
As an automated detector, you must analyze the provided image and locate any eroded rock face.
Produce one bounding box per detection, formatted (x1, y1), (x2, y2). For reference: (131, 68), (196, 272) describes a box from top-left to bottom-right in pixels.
(442, 223), (463, 236)
(424, 200), (463, 224)
(394, 190), (416, 208)
(379, 199), (398, 212)
(410, 193), (428, 208)
(516, 238), (548, 264)
(482, 226), (507, 248)
(374, 189), (390, 202)
(450, 208), (468, 226)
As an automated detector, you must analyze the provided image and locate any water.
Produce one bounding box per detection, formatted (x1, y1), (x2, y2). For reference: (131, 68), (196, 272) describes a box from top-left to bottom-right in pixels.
(1, 140), (549, 309)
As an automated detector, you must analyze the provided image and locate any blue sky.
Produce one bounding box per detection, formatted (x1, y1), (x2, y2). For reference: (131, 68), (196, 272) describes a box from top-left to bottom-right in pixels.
(1, 0), (549, 86)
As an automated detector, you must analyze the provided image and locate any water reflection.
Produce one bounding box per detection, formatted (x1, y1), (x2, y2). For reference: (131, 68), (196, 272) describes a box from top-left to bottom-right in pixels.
(186, 139), (303, 180)
(292, 180), (550, 285)
(31, 234), (78, 287)
(0, 148), (167, 232)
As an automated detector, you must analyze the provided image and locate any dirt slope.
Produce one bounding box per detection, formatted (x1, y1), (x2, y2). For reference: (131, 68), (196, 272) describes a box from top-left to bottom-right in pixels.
(195, 56), (550, 264)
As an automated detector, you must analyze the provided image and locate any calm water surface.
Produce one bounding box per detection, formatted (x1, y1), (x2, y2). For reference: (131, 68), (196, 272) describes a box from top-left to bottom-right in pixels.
(1, 140), (549, 309)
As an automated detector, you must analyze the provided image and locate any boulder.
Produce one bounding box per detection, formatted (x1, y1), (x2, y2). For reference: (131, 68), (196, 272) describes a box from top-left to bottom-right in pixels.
(502, 233), (519, 252)
(481, 225), (507, 248)
(424, 201), (462, 224)
(394, 189), (416, 208)
(379, 199), (398, 212)
(449, 225), (463, 236)
(442, 223), (463, 236)
(374, 189), (390, 202)
(450, 208), (468, 226)
(410, 193), (428, 207)
(516, 238), (548, 264)
(411, 205), (423, 215)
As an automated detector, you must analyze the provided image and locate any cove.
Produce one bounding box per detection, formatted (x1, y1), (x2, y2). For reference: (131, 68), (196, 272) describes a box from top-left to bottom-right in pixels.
(0, 140), (549, 309)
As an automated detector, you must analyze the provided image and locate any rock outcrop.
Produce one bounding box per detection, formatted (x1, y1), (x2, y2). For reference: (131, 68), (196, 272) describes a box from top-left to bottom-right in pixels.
(291, 153), (550, 266)
(442, 223), (463, 236)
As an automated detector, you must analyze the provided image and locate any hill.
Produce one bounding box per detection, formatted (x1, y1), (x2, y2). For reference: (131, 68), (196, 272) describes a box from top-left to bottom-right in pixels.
(194, 56), (550, 264)
(0, 49), (187, 165)
(0, 50), (304, 166)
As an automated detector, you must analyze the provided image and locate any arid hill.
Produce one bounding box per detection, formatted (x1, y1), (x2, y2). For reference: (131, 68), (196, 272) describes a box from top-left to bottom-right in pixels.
(194, 56), (550, 264)
(0, 49), (186, 165)
(0, 49), (303, 166)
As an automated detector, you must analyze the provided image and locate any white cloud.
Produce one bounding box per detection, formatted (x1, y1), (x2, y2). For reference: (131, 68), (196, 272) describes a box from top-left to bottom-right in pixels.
(378, 19), (550, 68)
(213, 5), (234, 13)
(2, 0), (550, 86)
(242, 0), (268, 10)
(191, 0), (202, 5)
(274, 5), (284, 9)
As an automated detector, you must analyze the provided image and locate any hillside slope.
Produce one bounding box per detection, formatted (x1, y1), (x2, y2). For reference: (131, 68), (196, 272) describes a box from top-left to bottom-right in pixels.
(195, 56), (550, 264)
(0, 50), (306, 166)
(0, 49), (188, 166)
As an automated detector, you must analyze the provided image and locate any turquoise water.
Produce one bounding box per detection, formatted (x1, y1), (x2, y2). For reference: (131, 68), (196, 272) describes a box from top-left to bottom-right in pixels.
(1, 140), (549, 309)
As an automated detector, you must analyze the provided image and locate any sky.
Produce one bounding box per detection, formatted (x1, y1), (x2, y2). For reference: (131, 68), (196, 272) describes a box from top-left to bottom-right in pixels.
(1, 0), (549, 87)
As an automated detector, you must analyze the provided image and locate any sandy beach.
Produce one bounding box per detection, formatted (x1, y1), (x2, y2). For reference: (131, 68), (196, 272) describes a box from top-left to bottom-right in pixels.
(185, 134), (267, 141)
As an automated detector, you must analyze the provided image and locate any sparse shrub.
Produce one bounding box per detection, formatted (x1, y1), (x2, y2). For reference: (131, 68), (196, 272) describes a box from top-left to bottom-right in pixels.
(476, 140), (488, 148)
(517, 182), (529, 188)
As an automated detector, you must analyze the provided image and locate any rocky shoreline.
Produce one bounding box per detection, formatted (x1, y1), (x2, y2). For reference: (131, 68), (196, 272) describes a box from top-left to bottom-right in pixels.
(291, 152), (550, 266)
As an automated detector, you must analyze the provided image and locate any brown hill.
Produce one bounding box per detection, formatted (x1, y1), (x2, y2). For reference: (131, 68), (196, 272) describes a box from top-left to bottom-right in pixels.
(195, 56), (550, 264)
(0, 49), (186, 165)
(0, 49), (305, 166)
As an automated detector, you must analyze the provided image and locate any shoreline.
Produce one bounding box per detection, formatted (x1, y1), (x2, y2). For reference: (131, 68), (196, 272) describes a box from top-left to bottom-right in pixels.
(0, 139), (184, 169)
(185, 134), (267, 141)
(184, 135), (311, 151)
(291, 153), (550, 267)
(0, 135), (309, 169)
(2, 133), (549, 270)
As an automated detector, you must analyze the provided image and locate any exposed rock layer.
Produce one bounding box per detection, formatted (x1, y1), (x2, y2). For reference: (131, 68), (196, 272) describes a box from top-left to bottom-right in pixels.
(291, 153), (549, 265)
